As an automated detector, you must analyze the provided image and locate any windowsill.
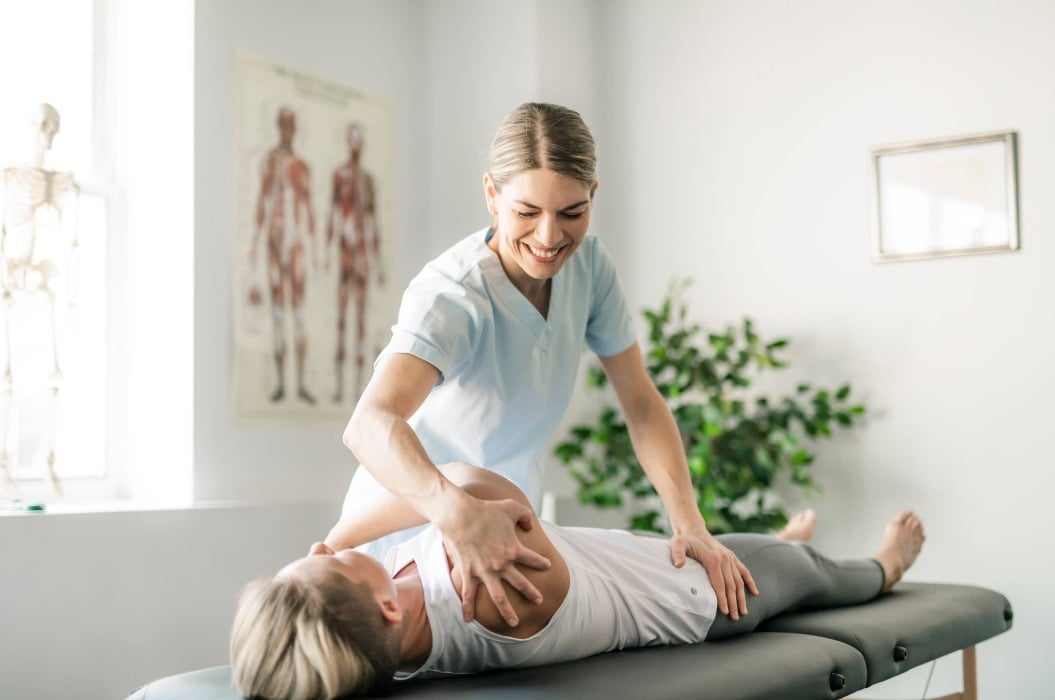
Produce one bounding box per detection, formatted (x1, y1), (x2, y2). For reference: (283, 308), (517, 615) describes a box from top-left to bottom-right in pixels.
(0, 498), (191, 516)
(0, 497), (342, 517)
(4, 467), (191, 509)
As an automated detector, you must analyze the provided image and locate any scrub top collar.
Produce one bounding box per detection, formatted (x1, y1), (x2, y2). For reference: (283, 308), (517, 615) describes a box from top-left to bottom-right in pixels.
(481, 227), (563, 339)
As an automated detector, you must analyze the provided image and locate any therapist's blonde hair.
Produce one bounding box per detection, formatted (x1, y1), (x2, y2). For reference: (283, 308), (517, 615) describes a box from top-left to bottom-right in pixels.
(489, 102), (597, 190)
(230, 569), (399, 700)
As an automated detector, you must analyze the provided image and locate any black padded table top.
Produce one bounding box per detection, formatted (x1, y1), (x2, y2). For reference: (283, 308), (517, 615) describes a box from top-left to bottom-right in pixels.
(388, 632), (866, 699)
(129, 666), (233, 700)
(759, 582), (1013, 685)
(129, 632), (868, 700)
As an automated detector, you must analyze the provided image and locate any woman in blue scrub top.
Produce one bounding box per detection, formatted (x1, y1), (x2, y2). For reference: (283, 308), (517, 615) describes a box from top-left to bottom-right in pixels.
(334, 103), (757, 630)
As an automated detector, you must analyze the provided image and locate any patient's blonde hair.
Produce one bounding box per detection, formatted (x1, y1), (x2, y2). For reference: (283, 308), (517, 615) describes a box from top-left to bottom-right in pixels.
(230, 569), (399, 700)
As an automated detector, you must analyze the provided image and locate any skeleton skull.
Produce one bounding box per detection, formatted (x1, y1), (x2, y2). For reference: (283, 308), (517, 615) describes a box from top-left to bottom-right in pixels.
(33, 103), (61, 155)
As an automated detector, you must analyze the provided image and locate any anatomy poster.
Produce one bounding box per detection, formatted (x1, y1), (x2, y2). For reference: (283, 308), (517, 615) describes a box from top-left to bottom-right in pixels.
(233, 52), (397, 421)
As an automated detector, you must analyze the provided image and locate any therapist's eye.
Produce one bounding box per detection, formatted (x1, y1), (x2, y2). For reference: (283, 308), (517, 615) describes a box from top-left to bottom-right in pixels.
(517, 210), (538, 219)
(561, 211), (585, 220)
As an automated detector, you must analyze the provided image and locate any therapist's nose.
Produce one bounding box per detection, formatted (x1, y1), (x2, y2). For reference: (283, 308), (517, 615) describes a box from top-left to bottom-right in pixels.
(536, 214), (561, 247)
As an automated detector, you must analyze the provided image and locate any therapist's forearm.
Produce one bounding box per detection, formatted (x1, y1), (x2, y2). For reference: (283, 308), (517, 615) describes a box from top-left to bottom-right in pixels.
(624, 390), (708, 534)
(343, 406), (473, 527)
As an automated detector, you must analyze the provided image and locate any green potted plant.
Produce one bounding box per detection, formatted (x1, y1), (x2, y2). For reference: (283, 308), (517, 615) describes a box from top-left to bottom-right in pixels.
(554, 279), (867, 535)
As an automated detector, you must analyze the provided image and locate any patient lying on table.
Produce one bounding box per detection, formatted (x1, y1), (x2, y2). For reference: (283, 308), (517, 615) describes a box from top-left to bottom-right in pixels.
(230, 464), (924, 700)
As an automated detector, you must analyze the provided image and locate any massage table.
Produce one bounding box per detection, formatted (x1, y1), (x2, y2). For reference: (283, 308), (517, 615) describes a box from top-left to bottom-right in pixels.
(128, 582), (1012, 700)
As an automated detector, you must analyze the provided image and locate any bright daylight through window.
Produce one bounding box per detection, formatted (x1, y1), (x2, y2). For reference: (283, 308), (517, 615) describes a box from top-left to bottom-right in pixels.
(0, 0), (111, 500)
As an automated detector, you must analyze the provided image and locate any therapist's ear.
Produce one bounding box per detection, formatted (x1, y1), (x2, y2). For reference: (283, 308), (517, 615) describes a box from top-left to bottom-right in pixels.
(590, 180), (599, 200)
(483, 172), (498, 215)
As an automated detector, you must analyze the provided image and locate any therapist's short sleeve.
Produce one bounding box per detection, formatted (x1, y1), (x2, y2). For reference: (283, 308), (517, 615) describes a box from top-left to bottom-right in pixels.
(378, 269), (479, 382)
(585, 239), (636, 357)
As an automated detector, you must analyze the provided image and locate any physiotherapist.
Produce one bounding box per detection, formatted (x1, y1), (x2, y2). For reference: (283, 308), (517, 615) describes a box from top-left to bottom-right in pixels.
(334, 102), (758, 629)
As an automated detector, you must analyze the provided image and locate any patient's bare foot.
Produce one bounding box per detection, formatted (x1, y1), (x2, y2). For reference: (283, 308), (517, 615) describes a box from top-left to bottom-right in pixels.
(777, 509), (817, 542)
(874, 510), (925, 592)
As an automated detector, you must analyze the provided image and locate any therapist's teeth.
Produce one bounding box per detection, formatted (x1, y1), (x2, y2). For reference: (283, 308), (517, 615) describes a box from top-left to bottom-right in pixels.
(526, 244), (559, 258)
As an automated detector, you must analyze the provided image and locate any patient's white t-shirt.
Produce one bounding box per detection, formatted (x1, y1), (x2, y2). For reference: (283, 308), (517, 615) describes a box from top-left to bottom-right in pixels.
(386, 522), (718, 679)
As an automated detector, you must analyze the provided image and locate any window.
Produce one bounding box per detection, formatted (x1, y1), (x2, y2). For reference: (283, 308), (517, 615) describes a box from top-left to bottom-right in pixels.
(0, 0), (112, 495)
(0, 0), (193, 504)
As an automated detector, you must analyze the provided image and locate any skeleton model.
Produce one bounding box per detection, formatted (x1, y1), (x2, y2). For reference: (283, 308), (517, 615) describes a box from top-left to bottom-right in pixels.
(0, 103), (79, 496)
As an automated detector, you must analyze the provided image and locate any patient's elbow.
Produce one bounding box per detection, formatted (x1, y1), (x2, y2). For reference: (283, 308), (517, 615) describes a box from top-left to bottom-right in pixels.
(342, 410), (368, 460)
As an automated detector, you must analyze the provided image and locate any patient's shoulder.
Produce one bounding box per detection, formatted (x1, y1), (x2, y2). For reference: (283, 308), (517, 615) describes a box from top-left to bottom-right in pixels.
(452, 515), (571, 639)
(436, 465), (572, 637)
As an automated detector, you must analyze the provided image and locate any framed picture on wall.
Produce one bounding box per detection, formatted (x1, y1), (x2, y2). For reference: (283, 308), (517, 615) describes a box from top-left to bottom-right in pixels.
(870, 131), (1019, 263)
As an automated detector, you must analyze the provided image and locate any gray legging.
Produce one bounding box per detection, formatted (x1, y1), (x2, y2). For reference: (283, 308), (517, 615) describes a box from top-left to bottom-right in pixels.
(705, 534), (884, 641)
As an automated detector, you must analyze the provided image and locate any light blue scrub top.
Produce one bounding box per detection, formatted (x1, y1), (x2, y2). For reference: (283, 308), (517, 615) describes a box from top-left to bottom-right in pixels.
(345, 228), (635, 556)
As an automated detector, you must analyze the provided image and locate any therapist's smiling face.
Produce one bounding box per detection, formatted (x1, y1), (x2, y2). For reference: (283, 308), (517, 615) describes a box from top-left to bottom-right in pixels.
(484, 168), (596, 292)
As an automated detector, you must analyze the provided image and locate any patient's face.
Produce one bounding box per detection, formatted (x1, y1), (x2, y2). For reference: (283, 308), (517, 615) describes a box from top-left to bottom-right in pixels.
(280, 543), (397, 602)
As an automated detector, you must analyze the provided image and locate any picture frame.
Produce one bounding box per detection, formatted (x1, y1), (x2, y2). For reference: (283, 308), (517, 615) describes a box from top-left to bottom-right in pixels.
(870, 131), (1019, 263)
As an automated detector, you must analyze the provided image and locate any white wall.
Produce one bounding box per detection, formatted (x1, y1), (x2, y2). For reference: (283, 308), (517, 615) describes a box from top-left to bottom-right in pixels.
(420, 0), (601, 255)
(420, 0), (537, 251)
(594, 1), (1053, 696)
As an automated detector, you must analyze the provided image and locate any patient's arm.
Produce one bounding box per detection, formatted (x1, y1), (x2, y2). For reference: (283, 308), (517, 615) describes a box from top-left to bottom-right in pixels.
(324, 463), (533, 550)
(324, 481), (426, 550)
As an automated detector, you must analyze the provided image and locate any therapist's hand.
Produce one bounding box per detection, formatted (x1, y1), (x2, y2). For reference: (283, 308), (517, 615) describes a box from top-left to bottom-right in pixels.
(440, 496), (551, 627)
(670, 525), (759, 621)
